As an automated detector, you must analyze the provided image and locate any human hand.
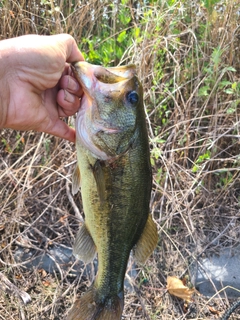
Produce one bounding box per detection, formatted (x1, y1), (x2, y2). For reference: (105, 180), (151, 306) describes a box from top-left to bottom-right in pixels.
(0, 34), (84, 142)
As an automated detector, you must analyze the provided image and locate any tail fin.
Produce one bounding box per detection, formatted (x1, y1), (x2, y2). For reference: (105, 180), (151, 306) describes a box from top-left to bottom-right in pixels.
(67, 286), (124, 320)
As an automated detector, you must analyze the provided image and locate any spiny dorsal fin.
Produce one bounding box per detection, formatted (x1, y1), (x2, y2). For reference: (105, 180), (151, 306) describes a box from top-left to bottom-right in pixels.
(73, 223), (96, 263)
(133, 214), (158, 264)
(91, 160), (106, 203)
(72, 164), (81, 195)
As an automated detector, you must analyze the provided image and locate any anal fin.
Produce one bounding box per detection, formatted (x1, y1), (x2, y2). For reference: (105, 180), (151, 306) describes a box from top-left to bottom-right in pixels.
(133, 214), (158, 264)
(73, 223), (96, 263)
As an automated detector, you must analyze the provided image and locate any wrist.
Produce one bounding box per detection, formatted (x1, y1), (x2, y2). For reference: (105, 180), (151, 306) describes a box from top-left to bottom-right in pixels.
(0, 73), (10, 130)
(0, 39), (13, 128)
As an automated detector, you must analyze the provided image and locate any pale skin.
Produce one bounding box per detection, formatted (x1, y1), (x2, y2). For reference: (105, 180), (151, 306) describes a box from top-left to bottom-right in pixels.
(0, 34), (84, 142)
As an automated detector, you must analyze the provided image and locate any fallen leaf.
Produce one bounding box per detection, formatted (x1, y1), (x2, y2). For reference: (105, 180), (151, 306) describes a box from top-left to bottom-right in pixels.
(38, 269), (47, 278)
(183, 302), (188, 313)
(167, 276), (195, 302)
(1, 241), (7, 248)
(42, 280), (51, 287)
(59, 215), (68, 223)
(208, 306), (220, 316)
(9, 10), (15, 18)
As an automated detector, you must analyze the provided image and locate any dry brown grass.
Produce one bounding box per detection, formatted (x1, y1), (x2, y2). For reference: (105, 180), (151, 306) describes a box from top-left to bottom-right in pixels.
(0, 0), (240, 319)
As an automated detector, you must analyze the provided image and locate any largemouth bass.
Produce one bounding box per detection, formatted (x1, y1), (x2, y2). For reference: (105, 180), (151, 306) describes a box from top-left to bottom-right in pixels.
(67, 61), (158, 320)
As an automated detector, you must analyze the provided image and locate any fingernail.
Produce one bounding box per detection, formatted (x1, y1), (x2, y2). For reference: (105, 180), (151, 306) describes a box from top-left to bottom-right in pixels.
(68, 76), (79, 91)
(64, 90), (75, 103)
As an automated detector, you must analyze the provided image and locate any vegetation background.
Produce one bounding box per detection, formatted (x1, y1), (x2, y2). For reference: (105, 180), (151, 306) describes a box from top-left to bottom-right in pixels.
(0, 0), (240, 319)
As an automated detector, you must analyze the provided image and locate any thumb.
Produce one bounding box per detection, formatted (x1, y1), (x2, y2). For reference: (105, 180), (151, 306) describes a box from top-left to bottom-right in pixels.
(43, 118), (76, 142)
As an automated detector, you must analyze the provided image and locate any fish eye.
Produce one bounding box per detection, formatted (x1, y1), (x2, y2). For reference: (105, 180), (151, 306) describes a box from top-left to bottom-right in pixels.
(126, 91), (139, 104)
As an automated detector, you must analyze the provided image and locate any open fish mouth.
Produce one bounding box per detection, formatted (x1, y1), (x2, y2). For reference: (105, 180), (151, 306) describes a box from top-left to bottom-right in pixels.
(71, 61), (136, 86)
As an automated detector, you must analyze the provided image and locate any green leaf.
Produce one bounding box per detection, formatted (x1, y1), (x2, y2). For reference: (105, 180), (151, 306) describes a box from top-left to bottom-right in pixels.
(196, 150), (211, 164)
(134, 27), (140, 39)
(227, 107), (236, 114)
(119, 12), (131, 25)
(41, 0), (50, 4)
(225, 66), (236, 72)
(198, 86), (210, 97)
(211, 46), (223, 67)
(232, 82), (237, 91)
(117, 30), (126, 43)
(219, 80), (232, 87)
(224, 88), (234, 94)
(192, 165), (199, 173)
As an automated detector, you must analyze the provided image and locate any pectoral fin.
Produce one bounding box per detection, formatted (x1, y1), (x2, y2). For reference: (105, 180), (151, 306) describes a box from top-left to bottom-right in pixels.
(73, 223), (96, 263)
(91, 160), (106, 203)
(72, 164), (81, 195)
(133, 214), (158, 264)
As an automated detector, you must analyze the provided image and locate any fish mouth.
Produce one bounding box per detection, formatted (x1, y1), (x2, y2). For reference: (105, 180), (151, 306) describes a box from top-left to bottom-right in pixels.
(71, 61), (136, 86)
